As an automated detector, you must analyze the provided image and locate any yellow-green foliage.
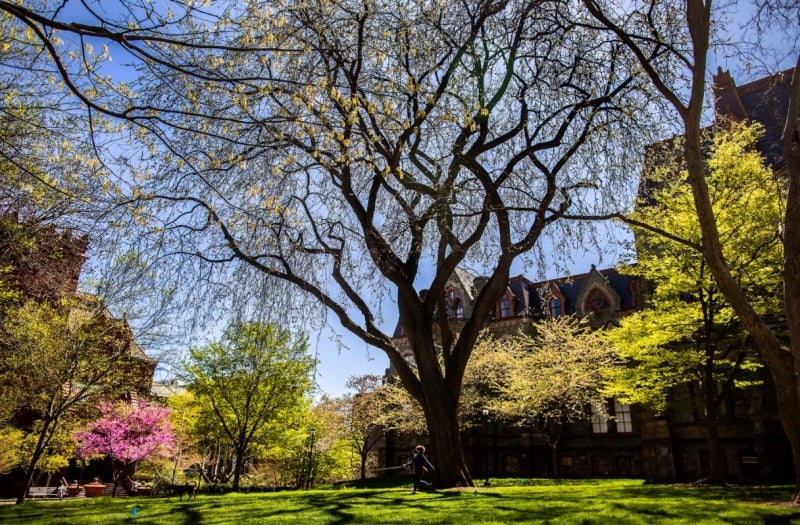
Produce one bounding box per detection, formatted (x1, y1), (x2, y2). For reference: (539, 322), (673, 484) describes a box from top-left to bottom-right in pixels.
(16, 420), (78, 473)
(605, 122), (779, 411)
(0, 297), (129, 482)
(0, 426), (24, 474)
(183, 322), (315, 487)
(468, 317), (618, 438)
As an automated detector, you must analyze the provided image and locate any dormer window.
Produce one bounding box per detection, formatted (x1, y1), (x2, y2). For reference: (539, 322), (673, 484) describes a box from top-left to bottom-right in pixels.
(500, 297), (511, 318)
(549, 297), (562, 317)
(445, 289), (462, 319)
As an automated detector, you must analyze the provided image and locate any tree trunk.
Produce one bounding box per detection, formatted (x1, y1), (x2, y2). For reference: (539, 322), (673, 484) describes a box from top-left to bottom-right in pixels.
(232, 445), (246, 490)
(582, 0), (800, 504)
(360, 448), (367, 482)
(780, 57), (800, 505)
(550, 444), (560, 479)
(422, 395), (472, 488)
(682, 70), (800, 502)
(702, 394), (725, 485)
(16, 419), (53, 504)
(701, 341), (726, 485)
(770, 362), (800, 504)
(17, 468), (38, 505)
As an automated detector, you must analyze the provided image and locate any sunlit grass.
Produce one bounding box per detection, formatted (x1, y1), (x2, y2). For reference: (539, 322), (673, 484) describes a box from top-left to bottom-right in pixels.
(1, 479), (799, 524)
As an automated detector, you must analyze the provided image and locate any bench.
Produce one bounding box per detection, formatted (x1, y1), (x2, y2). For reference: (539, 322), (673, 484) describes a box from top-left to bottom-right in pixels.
(27, 486), (59, 499)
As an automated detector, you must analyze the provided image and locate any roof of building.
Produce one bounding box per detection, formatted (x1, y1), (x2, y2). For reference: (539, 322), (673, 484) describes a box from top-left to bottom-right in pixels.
(526, 266), (636, 317)
(392, 265), (637, 338)
(150, 380), (186, 400)
(713, 67), (794, 170)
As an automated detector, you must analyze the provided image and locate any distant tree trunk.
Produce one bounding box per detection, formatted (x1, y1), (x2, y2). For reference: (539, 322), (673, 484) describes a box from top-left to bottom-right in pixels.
(112, 462), (137, 497)
(359, 446), (368, 482)
(701, 368), (725, 485)
(550, 445), (560, 479)
(232, 444), (246, 490)
(699, 299), (726, 486)
(16, 418), (53, 505)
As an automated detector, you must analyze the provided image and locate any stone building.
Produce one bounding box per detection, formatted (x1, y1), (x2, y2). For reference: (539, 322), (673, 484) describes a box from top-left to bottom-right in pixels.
(388, 262), (790, 483)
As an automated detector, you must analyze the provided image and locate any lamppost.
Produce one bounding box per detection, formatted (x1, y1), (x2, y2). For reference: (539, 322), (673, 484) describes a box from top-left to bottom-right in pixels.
(482, 407), (490, 487)
(306, 428), (316, 490)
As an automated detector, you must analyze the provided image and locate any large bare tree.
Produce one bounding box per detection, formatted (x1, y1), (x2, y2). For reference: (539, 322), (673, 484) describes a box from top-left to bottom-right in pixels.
(1, 0), (648, 487)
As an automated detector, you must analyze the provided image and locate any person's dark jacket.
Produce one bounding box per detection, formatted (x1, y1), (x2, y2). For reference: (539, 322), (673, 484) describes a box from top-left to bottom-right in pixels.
(406, 453), (434, 474)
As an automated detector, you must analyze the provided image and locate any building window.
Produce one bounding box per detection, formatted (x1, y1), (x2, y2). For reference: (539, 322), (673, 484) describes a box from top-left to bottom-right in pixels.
(503, 455), (519, 475)
(500, 297), (511, 318)
(549, 297), (561, 317)
(445, 289), (464, 319)
(591, 402), (608, 433)
(586, 288), (610, 312)
(614, 401), (632, 433)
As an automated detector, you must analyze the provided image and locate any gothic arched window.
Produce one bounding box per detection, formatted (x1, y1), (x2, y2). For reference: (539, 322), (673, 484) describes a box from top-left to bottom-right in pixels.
(585, 289), (610, 313)
(445, 289), (462, 318)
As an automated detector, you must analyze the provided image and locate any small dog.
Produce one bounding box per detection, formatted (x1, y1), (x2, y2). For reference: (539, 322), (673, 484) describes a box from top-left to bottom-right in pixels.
(167, 483), (197, 500)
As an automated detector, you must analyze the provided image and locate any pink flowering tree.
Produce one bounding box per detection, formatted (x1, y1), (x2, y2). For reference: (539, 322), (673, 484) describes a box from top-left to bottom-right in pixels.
(76, 400), (175, 495)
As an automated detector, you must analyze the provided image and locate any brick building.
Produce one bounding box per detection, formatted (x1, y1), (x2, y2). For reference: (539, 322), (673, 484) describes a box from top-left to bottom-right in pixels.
(0, 215), (156, 397)
(0, 215), (157, 495)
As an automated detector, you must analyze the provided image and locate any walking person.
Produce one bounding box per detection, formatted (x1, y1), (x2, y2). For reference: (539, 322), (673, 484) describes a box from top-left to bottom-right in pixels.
(405, 445), (435, 493)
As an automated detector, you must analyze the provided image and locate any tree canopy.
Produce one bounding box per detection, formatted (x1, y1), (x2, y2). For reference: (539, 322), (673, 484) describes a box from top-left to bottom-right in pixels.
(0, 0), (652, 487)
(76, 400), (174, 495)
(0, 297), (137, 503)
(605, 122), (778, 483)
(467, 317), (617, 476)
(607, 122), (780, 409)
(183, 321), (314, 490)
(581, 0), (800, 500)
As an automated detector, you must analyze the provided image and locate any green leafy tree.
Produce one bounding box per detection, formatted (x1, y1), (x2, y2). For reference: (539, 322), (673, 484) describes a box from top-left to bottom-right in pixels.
(162, 390), (206, 486)
(605, 122), (778, 484)
(183, 322), (314, 490)
(581, 0), (800, 501)
(0, 298), (131, 503)
(301, 399), (355, 487)
(467, 317), (618, 477)
(0, 426), (23, 474)
(164, 389), (240, 485)
(337, 375), (390, 482)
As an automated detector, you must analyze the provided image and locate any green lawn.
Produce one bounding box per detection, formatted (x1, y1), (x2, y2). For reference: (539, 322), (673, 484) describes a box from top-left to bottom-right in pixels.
(2, 479), (799, 524)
